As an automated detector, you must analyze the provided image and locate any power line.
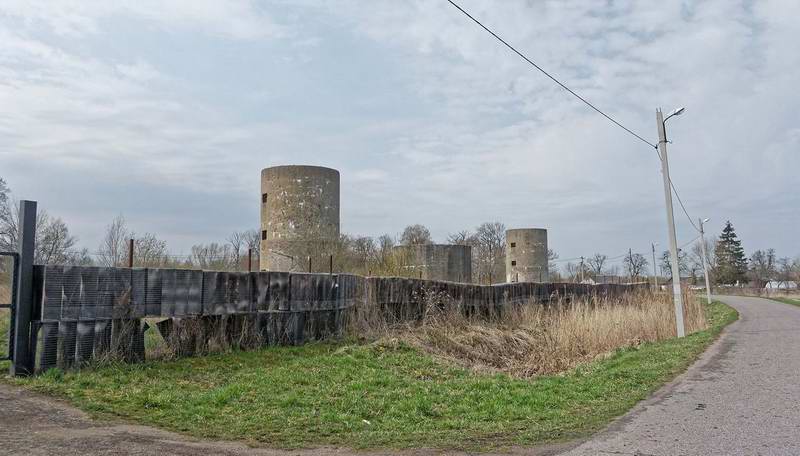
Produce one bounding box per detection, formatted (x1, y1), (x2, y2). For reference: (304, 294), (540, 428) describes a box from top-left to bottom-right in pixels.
(445, 0), (657, 150)
(679, 234), (701, 250)
(446, 0), (702, 236)
(671, 180), (700, 232)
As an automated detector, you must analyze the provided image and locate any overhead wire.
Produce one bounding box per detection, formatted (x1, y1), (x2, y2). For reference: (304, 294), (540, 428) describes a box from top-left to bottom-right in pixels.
(446, 0), (703, 233)
(445, 0), (657, 150)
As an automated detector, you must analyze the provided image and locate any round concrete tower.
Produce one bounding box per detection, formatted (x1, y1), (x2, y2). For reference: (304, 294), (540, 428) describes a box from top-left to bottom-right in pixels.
(505, 228), (549, 283)
(260, 165), (340, 272)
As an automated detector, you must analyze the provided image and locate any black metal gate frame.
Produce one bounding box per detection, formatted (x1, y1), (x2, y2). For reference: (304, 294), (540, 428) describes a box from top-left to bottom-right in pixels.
(0, 251), (19, 362)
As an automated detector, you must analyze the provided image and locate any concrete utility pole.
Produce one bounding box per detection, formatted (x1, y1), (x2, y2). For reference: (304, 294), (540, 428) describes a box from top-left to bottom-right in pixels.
(657, 107), (686, 337)
(652, 243), (659, 290)
(699, 218), (713, 305)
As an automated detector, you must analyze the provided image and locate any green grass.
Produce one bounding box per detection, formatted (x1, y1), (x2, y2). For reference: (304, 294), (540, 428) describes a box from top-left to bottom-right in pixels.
(0, 309), (8, 361)
(6, 301), (738, 451)
(771, 297), (800, 307)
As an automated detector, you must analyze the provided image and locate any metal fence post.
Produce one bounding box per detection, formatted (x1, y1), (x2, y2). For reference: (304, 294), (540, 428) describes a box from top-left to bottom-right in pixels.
(10, 200), (36, 376)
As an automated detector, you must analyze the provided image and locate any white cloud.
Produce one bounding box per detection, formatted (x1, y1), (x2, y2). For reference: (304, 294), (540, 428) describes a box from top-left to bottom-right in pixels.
(0, 0), (284, 39)
(0, 0), (797, 261)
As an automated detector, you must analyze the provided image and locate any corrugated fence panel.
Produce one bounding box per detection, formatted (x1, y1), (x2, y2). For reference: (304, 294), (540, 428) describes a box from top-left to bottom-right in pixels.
(30, 264), (647, 372)
(42, 265), (63, 320)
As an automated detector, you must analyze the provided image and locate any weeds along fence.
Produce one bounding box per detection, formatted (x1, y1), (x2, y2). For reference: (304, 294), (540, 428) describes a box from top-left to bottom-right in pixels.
(27, 264), (645, 372)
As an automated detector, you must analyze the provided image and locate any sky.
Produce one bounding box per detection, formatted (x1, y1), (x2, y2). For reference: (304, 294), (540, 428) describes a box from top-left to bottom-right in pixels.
(0, 0), (798, 269)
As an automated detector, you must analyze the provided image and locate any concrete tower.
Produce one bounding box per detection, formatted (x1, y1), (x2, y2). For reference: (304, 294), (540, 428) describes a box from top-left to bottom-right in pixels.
(393, 244), (472, 283)
(260, 165), (340, 272)
(505, 228), (549, 283)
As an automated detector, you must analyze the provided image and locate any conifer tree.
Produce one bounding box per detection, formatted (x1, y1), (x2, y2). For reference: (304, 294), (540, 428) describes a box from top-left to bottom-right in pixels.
(714, 221), (748, 284)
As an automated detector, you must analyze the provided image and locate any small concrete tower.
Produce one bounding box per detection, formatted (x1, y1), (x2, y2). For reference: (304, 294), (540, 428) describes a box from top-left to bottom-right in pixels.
(260, 165), (340, 272)
(505, 228), (549, 283)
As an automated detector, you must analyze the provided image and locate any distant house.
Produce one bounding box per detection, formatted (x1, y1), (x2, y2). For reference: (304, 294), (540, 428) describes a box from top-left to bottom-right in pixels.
(765, 281), (798, 290)
(581, 275), (625, 285)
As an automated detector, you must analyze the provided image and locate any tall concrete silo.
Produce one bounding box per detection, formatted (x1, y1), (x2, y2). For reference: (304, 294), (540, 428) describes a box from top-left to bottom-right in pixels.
(505, 228), (549, 283)
(260, 165), (340, 272)
(393, 244), (472, 283)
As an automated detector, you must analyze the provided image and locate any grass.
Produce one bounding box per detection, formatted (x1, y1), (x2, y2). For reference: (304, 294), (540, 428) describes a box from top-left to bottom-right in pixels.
(6, 299), (737, 451)
(771, 297), (800, 307)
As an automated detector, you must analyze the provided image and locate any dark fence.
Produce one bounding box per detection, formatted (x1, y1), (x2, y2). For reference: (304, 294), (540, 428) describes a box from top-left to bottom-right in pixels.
(28, 264), (643, 372)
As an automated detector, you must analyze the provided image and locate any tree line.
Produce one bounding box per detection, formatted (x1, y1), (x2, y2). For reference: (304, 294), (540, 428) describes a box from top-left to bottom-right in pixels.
(2, 177), (797, 287)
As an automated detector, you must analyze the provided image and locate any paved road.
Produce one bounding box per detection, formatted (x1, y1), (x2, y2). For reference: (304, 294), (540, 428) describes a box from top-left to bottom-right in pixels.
(561, 295), (800, 456)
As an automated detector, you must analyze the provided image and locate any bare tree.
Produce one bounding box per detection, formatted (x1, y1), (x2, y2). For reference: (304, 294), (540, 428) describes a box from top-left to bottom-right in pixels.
(400, 224), (432, 246)
(689, 238), (716, 284)
(447, 230), (475, 246)
(243, 229), (260, 264)
(226, 231), (247, 269)
(748, 249), (777, 287)
(36, 213), (79, 265)
(376, 234), (395, 267)
(190, 243), (234, 270)
(0, 177), (9, 239)
(564, 261), (585, 283)
(587, 254), (608, 277)
(352, 236), (376, 267)
(133, 233), (169, 267)
(624, 253), (649, 279)
(776, 257), (795, 287)
(661, 250), (689, 278)
(547, 249), (559, 274)
(0, 184), (81, 265)
(97, 215), (170, 267)
(97, 215), (129, 267)
(473, 222), (505, 284)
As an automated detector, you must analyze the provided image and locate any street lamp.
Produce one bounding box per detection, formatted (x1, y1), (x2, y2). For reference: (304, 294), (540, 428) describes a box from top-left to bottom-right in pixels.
(657, 107), (686, 337)
(698, 218), (712, 304)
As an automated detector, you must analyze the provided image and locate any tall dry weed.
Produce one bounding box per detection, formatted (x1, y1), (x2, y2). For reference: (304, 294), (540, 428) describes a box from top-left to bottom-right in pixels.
(356, 288), (705, 378)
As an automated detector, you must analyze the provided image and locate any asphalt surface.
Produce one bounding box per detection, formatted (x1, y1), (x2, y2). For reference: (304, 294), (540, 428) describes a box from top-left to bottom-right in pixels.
(561, 295), (800, 456)
(1, 295), (798, 455)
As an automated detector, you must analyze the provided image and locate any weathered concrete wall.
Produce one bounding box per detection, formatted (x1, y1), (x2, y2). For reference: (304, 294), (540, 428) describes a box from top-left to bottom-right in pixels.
(393, 244), (472, 283)
(506, 228), (549, 283)
(30, 264), (645, 372)
(260, 165), (340, 272)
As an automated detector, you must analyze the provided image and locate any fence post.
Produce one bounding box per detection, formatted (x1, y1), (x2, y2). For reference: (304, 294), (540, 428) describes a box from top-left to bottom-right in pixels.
(127, 238), (134, 268)
(10, 200), (36, 376)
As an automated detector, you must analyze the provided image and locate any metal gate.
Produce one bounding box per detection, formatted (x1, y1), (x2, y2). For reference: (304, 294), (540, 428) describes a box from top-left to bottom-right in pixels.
(1, 251), (19, 362)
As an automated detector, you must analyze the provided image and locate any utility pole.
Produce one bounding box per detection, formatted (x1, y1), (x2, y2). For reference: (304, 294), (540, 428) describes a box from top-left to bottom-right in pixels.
(699, 218), (712, 304)
(657, 107), (686, 337)
(652, 243), (659, 291)
(579, 256), (585, 283)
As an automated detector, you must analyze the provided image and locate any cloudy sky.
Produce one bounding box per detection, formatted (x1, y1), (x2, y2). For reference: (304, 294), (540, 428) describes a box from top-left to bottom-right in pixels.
(1, 0), (797, 268)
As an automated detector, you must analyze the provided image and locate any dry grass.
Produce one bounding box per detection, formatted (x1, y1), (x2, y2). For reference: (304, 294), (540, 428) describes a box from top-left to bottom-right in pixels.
(354, 289), (705, 378)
